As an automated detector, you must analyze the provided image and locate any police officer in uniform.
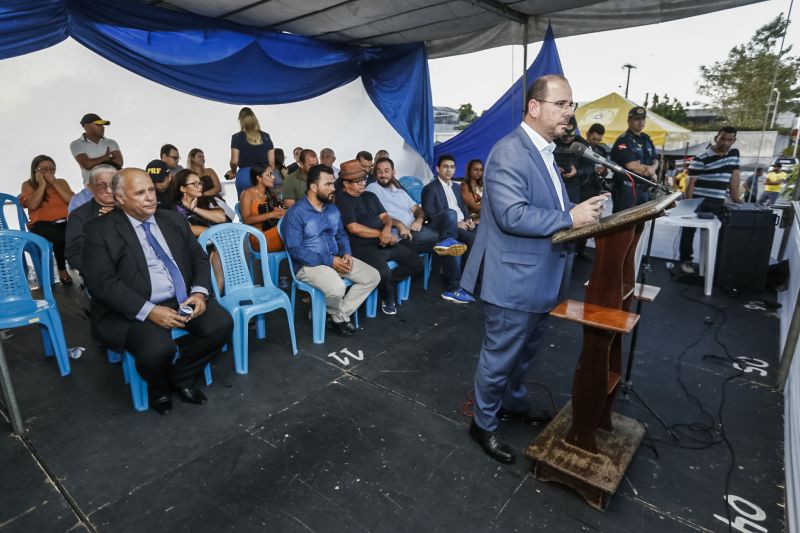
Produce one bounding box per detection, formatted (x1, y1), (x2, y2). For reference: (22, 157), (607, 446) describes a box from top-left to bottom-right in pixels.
(609, 106), (659, 212)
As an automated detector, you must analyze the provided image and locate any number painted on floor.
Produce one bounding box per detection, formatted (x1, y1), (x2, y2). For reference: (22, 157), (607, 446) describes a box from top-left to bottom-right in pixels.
(713, 494), (767, 532)
(733, 357), (769, 377)
(326, 348), (365, 366)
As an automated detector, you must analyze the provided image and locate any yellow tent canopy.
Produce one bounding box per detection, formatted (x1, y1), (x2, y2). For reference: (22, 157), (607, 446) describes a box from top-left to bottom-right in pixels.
(575, 92), (691, 147)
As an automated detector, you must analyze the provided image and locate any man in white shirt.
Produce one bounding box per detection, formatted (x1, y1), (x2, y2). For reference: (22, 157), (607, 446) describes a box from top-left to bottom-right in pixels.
(421, 155), (477, 249)
(367, 157), (473, 304)
(460, 74), (609, 463)
(69, 113), (124, 212)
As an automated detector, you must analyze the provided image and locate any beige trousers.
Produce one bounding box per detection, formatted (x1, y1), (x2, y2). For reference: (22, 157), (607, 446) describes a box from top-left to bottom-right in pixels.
(296, 257), (380, 323)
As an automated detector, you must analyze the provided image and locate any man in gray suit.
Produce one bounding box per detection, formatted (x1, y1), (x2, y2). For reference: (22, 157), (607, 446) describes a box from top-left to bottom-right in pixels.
(461, 75), (610, 463)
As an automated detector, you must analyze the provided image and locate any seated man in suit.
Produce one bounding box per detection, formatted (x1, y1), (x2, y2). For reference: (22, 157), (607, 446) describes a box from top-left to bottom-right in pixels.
(366, 156), (473, 304)
(422, 155), (477, 250)
(82, 168), (233, 415)
(282, 164), (380, 337)
(65, 164), (117, 277)
(335, 160), (422, 316)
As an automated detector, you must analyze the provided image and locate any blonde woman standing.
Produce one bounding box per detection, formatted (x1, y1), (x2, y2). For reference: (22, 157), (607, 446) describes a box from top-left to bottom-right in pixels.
(226, 107), (275, 197)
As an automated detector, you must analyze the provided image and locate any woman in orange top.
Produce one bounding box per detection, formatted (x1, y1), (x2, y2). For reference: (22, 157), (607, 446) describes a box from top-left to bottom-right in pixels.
(460, 158), (484, 222)
(239, 163), (285, 252)
(19, 155), (75, 284)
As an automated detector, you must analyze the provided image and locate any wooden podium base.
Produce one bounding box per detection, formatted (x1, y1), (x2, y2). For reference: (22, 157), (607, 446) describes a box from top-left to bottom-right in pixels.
(525, 401), (645, 511)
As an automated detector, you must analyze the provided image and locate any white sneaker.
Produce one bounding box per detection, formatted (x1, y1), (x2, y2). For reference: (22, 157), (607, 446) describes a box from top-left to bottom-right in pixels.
(680, 261), (696, 275)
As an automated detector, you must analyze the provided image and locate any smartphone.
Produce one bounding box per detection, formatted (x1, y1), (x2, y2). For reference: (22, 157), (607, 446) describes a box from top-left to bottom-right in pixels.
(178, 304), (194, 317)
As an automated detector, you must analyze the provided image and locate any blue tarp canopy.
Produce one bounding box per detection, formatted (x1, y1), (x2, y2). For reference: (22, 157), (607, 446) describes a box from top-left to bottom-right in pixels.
(0, 0), (433, 164)
(433, 25), (563, 177)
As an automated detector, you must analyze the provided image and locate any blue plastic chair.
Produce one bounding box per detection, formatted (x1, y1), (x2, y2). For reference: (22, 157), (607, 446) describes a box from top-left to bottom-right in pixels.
(399, 176), (424, 205)
(420, 252), (433, 291)
(234, 202), (289, 288)
(277, 219), (372, 344)
(0, 230), (70, 376)
(0, 193), (29, 230)
(198, 223), (297, 374)
(118, 329), (212, 412)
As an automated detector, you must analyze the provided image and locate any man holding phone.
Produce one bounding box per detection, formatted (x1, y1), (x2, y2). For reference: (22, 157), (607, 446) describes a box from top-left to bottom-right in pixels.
(82, 168), (233, 415)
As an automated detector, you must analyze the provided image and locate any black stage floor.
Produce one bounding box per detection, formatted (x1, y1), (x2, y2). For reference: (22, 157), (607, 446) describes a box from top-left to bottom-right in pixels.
(0, 253), (786, 532)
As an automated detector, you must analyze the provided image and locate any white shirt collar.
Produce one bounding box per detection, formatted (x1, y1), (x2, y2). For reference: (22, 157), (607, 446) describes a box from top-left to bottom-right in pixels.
(520, 121), (555, 154)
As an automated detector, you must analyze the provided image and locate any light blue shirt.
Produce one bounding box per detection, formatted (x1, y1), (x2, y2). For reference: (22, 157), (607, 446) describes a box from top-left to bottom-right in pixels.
(68, 187), (92, 214)
(126, 213), (207, 321)
(365, 182), (418, 228)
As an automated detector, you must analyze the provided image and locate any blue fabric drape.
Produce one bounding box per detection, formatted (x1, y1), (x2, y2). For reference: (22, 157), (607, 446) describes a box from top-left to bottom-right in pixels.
(0, 0), (433, 164)
(433, 25), (563, 177)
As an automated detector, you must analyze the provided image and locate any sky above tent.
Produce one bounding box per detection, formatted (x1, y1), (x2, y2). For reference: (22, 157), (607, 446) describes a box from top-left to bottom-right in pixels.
(430, 0), (797, 112)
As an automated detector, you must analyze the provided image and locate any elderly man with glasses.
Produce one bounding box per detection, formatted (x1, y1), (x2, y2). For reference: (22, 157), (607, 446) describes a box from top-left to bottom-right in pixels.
(335, 159), (422, 316)
(65, 164), (118, 277)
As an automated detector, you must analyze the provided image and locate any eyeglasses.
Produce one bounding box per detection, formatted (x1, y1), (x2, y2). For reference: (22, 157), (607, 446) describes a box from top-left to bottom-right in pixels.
(537, 100), (579, 111)
(93, 182), (113, 191)
(184, 181), (202, 188)
(36, 167), (56, 172)
(347, 178), (367, 185)
(169, 154), (181, 161)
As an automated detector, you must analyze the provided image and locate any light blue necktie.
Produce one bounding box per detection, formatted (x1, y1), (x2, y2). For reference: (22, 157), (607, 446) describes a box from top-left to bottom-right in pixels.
(141, 222), (188, 303)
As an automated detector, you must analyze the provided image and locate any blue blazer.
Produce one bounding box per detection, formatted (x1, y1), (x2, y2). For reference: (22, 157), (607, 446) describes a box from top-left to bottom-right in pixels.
(461, 126), (574, 313)
(421, 178), (470, 221)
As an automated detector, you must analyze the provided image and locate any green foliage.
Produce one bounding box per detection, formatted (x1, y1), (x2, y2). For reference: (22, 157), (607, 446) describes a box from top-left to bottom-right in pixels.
(458, 103), (478, 123)
(698, 15), (800, 129)
(648, 94), (689, 124)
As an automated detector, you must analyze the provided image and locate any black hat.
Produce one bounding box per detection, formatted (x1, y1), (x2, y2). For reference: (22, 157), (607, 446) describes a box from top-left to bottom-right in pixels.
(628, 106), (647, 118)
(80, 113), (110, 126)
(145, 159), (170, 183)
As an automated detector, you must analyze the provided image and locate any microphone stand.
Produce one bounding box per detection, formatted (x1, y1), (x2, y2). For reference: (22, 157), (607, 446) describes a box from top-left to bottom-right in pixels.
(615, 169), (680, 440)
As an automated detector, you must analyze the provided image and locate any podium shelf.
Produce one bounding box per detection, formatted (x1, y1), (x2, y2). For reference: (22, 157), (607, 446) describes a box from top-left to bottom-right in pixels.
(550, 300), (639, 333)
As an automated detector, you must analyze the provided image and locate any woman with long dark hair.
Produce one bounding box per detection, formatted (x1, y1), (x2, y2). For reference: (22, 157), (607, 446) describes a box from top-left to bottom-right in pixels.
(170, 169), (228, 237)
(19, 155), (75, 284)
(238, 163), (286, 252)
(226, 107), (275, 198)
(461, 158), (484, 222)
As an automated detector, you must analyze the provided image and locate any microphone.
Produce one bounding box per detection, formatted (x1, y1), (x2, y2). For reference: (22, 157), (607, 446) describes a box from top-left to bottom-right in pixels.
(567, 142), (666, 191)
(567, 142), (627, 175)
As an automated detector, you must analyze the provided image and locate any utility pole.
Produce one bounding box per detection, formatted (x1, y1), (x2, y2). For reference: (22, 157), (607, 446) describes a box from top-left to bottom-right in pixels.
(771, 88), (781, 128)
(622, 63), (637, 98)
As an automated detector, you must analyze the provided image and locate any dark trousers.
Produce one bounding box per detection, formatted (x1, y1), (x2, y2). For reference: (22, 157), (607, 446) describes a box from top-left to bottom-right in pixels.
(351, 241), (423, 303)
(29, 220), (67, 270)
(410, 210), (461, 291)
(124, 298), (233, 397)
(612, 181), (650, 213)
(679, 198), (724, 262)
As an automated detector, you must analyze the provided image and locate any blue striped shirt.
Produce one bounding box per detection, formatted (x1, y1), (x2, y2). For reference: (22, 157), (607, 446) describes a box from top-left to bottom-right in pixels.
(688, 147), (740, 200)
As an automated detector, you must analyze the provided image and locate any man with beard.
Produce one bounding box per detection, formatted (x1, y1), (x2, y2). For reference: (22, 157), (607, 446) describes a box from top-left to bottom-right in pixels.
(282, 164), (380, 337)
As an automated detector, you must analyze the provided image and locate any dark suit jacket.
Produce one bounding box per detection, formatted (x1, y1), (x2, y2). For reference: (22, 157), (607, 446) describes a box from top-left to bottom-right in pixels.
(65, 199), (110, 274)
(421, 178), (470, 222)
(81, 208), (211, 351)
(461, 125), (574, 313)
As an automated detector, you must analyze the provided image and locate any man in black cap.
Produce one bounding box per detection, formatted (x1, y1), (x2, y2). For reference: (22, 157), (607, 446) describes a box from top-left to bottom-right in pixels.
(609, 106), (658, 212)
(146, 159), (173, 207)
(69, 113), (124, 212)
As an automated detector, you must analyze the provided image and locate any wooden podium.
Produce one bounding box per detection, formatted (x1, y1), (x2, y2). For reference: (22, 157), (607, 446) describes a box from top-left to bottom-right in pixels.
(526, 192), (680, 511)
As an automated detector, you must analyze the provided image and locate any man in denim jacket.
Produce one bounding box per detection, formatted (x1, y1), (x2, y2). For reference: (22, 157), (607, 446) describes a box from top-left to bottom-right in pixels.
(282, 164), (380, 337)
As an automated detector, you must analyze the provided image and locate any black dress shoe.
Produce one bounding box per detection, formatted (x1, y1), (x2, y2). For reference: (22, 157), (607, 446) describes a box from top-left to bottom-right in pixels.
(331, 320), (357, 337)
(176, 387), (207, 405)
(469, 420), (515, 464)
(151, 395), (172, 415)
(498, 406), (553, 425)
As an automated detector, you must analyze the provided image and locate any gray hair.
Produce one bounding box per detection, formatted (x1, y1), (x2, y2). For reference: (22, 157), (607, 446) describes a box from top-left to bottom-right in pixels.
(88, 164), (117, 185)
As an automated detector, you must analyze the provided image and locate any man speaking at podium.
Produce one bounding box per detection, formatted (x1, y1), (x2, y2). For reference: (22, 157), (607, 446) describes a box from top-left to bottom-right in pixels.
(461, 75), (609, 463)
